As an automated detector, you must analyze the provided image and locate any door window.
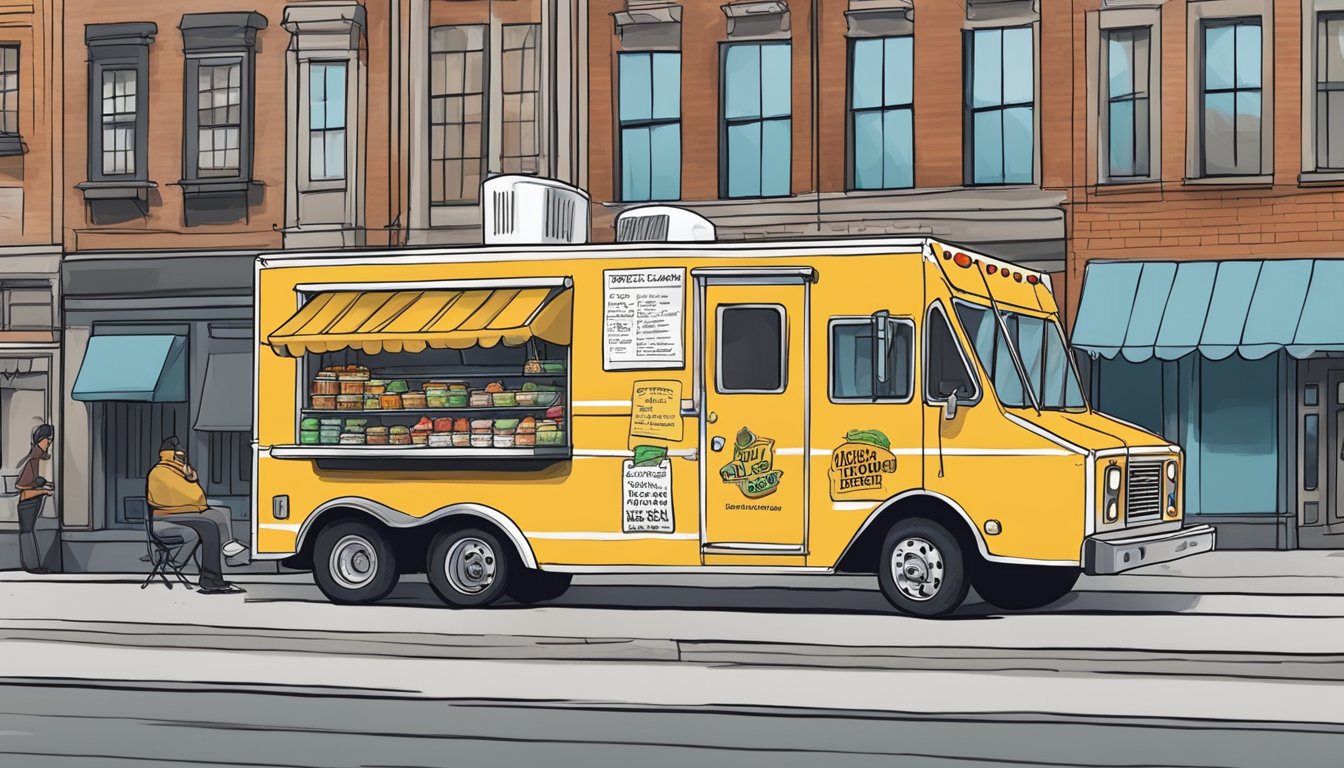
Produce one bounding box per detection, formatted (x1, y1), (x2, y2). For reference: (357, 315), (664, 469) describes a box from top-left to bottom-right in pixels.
(830, 317), (914, 401)
(924, 304), (980, 403)
(717, 304), (786, 393)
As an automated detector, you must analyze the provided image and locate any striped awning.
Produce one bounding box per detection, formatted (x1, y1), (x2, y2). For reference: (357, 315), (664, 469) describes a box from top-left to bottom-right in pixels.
(267, 287), (573, 357)
(1072, 259), (1344, 362)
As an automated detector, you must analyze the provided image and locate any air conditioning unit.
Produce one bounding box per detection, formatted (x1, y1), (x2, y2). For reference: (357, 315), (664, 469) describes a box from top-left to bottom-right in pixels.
(615, 205), (717, 243)
(482, 175), (590, 245)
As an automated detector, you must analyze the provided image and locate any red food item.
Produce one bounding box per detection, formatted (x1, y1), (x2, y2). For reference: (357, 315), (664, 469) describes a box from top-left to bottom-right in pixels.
(434, 417), (454, 433)
(412, 416), (434, 432)
(484, 381), (505, 394)
(545, 405), (564, 420)
(453, 418), (470, 432)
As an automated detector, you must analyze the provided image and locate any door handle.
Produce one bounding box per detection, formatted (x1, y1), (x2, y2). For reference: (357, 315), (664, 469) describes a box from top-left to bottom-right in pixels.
(706, 411), (718, 424)
(711, 436), (726, 452)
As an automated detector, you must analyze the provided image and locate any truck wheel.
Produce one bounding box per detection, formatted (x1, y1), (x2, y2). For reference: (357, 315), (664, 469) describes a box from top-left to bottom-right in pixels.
(427, 528), (512, 608)
(507, 569), (572, 604)
(973, 563), (1080, 611)
(312, 520), (399, 605)
(876, 518), (970, 618)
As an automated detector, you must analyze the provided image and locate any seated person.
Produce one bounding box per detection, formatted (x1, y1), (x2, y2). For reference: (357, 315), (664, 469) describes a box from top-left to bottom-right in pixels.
(147, 436), (249, 595)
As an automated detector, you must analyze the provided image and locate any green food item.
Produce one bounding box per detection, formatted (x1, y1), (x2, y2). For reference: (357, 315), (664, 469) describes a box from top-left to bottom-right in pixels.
(386, 380), (409, 394)
(344, 418), (368, 429)
(493, 418), (520, 430)
(521, 382), (539, 392)
(299, 430), (320, 445)
(844, 429), (891, 450)
(300, 418), (320, 430)
(632, 445), (667, 468)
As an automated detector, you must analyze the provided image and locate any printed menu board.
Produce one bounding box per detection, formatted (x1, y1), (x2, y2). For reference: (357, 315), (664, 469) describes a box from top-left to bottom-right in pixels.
(603, 268), (685, 370)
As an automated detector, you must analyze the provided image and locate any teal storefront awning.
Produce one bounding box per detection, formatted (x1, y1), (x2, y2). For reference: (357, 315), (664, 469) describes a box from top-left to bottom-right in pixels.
(72, 335), (188, 402)
(1072, 259), (1344, 362)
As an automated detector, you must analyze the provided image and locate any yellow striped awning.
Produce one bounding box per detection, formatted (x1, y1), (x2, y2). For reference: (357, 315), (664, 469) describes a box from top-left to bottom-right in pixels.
(267, 287), (572, 357)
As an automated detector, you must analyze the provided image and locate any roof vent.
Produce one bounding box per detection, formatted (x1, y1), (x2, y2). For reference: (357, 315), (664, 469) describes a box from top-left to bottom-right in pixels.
(615, 205), (716, 243)
(482, 175), (590, 245)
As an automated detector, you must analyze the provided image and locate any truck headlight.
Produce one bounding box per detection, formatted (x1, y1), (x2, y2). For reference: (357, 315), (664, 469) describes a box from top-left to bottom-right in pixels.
(1166, 461), (1177, 482)
(1105, 500), (1119, 523)
(1106, 466), (1122, 492)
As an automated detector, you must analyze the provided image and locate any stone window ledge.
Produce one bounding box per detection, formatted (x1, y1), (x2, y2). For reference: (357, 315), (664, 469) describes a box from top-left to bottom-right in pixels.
(76, 180), (157, 201)
(174, 179), (263, 196)
(1298, 171), (1344, 187)
(1181, 174), (1274, 188)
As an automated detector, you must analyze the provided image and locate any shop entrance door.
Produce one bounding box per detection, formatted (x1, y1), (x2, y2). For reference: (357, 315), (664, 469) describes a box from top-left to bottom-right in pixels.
(1297, 361), (1344, 548)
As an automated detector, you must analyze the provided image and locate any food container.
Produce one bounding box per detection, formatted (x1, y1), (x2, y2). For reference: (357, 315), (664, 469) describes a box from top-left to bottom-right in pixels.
(514, 432), (536, 447)
(453, 418), (470, 432)
(469, 391), (492, 408)
(533, 391), (559, 407)
(447, 382), (468, 392)
(379, 393), (403, 410)
(366, 426), (389, 437)
(515, 391), (537, 406)
(300, 430), (320, 445)
(365, 427), (389, 445)
(344, 418), (368, 431)
(545, 405), (565, 420)
(433, 417), (454, 432)
(336, 395), (363, 411)
(469, 433), (493, 448)
(340, 380), (365, 395)
(311, 394), (337, 410)
(425, 392), (449, 409)
(319, 430), (341, 445)
(389, 426), (412, 446)
(470, 419), (493, 433)
(523, 360), (544, 375)
(401, 392), (428, 409)
(311, 373), (339, 396)
(300, 417), (320, 431)
(451, 433), (471, 447)
(411, 433), (429, 445)
(542, 360), (565, 373)
(364, 380), (387, 395)
(423, 383), (449, 394)
(491, 391), (518, 407)
(493, 418), (520, 434)
(428, 433), (454, 447)
(319, 418), (342, 428)
(386, 380), (410, 394)
(536, 429), (565, 446)
(363, 396), (382, 410)
(484, 381), (505, 394)
(446, 392), (469, 408)
(492, 434), (515, 448)
(339, 433), (365, 445)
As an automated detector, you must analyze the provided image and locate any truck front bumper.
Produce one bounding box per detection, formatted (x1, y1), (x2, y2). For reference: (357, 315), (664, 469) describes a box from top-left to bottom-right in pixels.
(1082, 524), (1216, 576)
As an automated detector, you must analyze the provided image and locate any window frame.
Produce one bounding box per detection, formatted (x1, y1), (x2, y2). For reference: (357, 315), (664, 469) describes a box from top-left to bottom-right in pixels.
(963, 24), (1037, 186)
(85, 24), (155, 187)
(1198, 17), (1264, 178)
(1312, 8), (1344, 174)
(1184, 0), (1272, 183)
(715, 303), (788, 395)
(429, 24), (488, 207)
(827, 315), (916, 405)
(0, 44), (19, 155)
(500, 23), (541, 176)
(923, 301), (982, 407)
(846, 34), (915, 191)
(306, 59), (348, 183)
(182, 55), (250, 184)
(617, 50), (683, 203)
(1102, 26), (1152, 180)
(719, 40), (793, 200)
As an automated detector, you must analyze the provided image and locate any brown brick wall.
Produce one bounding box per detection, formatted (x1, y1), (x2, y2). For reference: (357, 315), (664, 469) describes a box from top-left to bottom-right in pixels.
(0, 0), (59, 245)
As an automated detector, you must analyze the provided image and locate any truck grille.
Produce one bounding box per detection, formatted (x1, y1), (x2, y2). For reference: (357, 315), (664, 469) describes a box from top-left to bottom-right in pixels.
(1125, 461), (1164, 524)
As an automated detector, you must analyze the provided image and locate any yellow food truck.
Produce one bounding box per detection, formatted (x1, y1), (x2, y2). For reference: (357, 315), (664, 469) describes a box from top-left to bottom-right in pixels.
(252, 238), (1215, 617)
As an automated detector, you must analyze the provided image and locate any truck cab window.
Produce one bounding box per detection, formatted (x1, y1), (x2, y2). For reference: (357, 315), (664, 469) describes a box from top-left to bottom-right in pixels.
(717, 304), (787, 393)
(831, 318), (913, 400)
(925, 304), (979, 403)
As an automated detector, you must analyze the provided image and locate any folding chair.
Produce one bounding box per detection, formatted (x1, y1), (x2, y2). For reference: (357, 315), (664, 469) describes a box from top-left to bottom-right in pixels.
(141, 512), (201, 590)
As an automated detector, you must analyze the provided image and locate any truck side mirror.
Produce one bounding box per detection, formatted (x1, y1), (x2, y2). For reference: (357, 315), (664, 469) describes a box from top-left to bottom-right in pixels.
(872, 310), (891, 387)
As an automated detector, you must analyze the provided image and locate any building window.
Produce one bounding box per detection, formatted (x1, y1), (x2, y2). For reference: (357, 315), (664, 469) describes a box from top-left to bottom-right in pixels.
(1105, 27), (1151, 178)
(619, 51), (681, 202)
(308, 61), (347, 182)
(179, 12), (265, 190)
(430, 25), (486, 205)
(193, 61), (242, 177)
(501, 24), (540, 176)
(1201, 19), (1261, 176)
(1317, 13), (1344, 170)
(100, 69), (138, 176)
(717, 305), (787, 394)
(966, 26), (1034, 185)
(722, 41), (791, 199)
(0, 45), (17, 147)
(0, 284), (53, 330)
(849, 36), (913, 190)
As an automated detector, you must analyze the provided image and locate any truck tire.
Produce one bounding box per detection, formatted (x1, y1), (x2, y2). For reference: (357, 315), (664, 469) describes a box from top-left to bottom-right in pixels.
(507, 569), (572, 604)
(876, 518), (970, 618)
(973, 563), (1080, 611)
(312, 520), (399, 605)
(427, 527), (512, 608)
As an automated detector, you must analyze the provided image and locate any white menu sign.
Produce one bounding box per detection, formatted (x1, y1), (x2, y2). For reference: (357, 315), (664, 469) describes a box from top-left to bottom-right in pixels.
(621, 459), (675, 534)
(603, 268), (685, 370)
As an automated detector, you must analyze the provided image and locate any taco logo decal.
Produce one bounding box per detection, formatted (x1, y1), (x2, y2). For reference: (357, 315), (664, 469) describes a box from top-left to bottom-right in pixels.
(829, 429), (898, 500)
(720, 426), (783, 498)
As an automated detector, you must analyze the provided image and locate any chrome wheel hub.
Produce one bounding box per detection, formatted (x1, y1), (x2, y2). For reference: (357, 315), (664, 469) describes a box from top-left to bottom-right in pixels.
(330, 535), (378, 590)
(891, 537), (945, 602)
(445, 537), (497, 595)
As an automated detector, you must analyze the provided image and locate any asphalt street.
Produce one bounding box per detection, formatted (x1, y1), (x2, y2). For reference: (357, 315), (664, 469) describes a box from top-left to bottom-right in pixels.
(0, 682), (1340, 768)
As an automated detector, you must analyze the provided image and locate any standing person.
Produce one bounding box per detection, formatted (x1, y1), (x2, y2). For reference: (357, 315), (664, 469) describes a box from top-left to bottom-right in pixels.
(146, 436), (249, 594)
(15, 424), (55, 574)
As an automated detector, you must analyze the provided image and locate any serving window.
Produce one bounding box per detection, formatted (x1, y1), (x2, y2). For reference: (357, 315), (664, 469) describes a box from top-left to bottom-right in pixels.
(266, 281), (573, 461)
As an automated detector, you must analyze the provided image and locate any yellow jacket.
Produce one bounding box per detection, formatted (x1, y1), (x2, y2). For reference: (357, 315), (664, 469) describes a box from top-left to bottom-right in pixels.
(147, 451), (207, 514)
